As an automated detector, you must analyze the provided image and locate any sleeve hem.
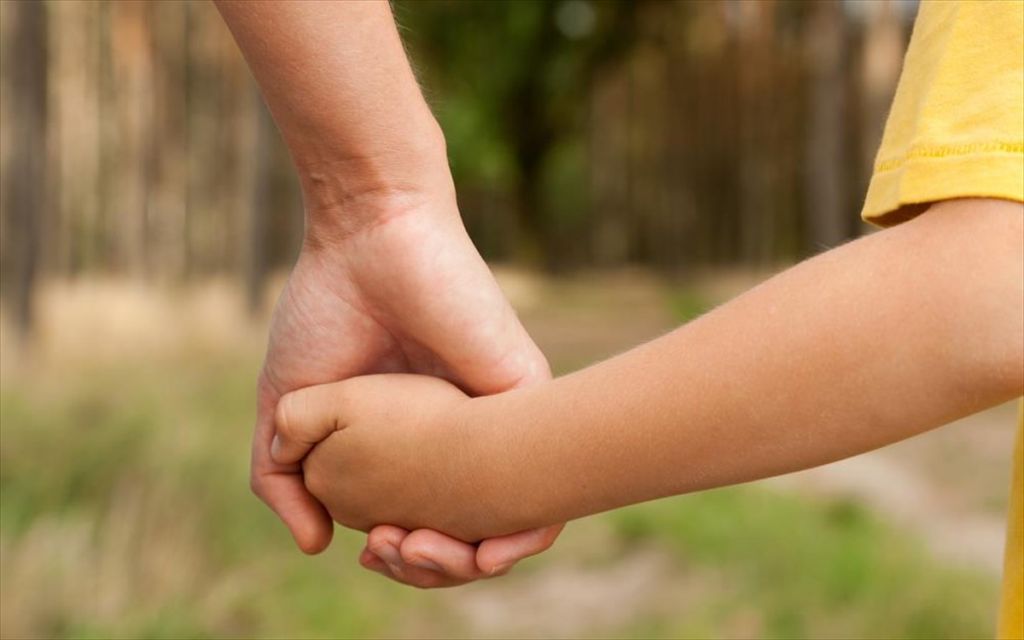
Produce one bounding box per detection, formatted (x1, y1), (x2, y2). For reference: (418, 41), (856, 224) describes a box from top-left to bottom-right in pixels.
(861, 152), (1024, 227)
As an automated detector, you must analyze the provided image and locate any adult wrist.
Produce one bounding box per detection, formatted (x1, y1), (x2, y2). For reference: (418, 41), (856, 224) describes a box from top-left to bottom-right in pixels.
(296, 118), (456, 241)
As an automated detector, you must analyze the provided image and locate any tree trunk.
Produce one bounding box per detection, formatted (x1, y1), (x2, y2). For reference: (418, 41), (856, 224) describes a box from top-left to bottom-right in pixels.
(805, 1), (848, 253)
(245, 91), (274, 316)
(860, 1), (904, 194)
(1, 0), (48, 339)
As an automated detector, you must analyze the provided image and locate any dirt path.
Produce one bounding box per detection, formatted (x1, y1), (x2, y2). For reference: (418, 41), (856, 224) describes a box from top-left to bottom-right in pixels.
(445, 547), (690, 639)
(765, 403), (1016, 573)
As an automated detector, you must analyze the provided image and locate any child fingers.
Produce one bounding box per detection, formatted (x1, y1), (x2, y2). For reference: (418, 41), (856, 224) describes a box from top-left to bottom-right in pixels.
(271, 382), (350, 464)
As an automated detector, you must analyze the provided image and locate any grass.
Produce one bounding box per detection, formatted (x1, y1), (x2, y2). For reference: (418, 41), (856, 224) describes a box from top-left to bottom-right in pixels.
(609, 491), (996, 639)
(667, 288), (712, 322)
(0, 278), (1002, 639)
(1, 353), (419, 639)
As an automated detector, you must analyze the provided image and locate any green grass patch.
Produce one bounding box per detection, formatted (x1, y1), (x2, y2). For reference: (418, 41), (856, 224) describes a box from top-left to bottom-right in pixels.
(667, 288), (711, 322)
(610, 489), (996, 639)
(0, 356), (423, 639)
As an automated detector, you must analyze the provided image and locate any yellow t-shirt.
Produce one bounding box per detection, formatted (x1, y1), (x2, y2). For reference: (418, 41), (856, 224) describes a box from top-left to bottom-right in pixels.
(861, 2), (1024, 638)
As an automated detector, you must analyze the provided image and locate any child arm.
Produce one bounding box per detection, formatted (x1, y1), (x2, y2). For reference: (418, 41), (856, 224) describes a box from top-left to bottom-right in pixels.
(287, 199), (1022, 541)
(466, 198), (1023, 532)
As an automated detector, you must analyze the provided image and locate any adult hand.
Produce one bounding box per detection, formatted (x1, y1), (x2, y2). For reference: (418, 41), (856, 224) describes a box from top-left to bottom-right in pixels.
(216, 0), (563, 589)
(252, 189), (562, 588)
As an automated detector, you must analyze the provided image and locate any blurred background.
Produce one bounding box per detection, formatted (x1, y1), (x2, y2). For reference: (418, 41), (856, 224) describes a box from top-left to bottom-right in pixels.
(0, 0), (1018, 638)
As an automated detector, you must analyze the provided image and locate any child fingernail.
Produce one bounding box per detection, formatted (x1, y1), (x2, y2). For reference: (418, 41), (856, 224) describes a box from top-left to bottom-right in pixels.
(410, 557), (443, 572)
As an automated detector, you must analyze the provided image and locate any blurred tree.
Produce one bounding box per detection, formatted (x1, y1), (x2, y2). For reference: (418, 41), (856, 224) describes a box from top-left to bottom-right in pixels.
(805, 0), (849, 252)
(244, 93), (275, 316)
(1, 0), (48, 338)
(0, 0), (918, 332)
(736, 0), (777, 264)
(396, 0), (645, 265)
(49, 0), (102, 276)
(859, 1), (905, 180)
(147, 0), (189, 281)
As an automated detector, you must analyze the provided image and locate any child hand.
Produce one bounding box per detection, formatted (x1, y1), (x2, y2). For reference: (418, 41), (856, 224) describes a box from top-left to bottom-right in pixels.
(271, 374), (517, 543)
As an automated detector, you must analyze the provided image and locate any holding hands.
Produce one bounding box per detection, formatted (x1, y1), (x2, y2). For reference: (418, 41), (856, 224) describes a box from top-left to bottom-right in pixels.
(275, 374), (518, 545)
(219, 0), (1024, 597)
(252, 196), (561, 587)
(216, 0), (562, 587)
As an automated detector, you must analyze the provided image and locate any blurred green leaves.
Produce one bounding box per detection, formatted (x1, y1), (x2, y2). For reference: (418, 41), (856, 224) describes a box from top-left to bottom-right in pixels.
(395, 0), (641, 261)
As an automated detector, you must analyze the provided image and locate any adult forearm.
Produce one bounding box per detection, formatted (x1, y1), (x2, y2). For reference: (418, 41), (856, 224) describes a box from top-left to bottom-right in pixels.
(216, 0), (452, 235)
(472, 199), (1023, 531)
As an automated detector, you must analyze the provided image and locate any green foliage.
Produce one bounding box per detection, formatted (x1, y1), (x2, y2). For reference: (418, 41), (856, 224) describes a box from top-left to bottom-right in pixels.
(395, 0), (640, 254)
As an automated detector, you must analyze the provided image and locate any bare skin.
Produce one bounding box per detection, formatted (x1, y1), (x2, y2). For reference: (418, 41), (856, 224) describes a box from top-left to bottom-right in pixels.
(273, 199), (1024, 541)
(216, 0), (562, 586)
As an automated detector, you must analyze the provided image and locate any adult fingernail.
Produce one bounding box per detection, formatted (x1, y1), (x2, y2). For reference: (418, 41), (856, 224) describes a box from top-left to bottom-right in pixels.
(374, 540), (401, 565)
(410, 557), (443, 572)
(270, 435), (282, 460)
(489, 562), (511, 576)
(374, 543), (403, 573)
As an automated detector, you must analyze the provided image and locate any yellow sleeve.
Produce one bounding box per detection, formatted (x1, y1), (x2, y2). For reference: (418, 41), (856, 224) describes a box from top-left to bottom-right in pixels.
(861, 0), (1024, 226)
(861, 4), (1024, 637)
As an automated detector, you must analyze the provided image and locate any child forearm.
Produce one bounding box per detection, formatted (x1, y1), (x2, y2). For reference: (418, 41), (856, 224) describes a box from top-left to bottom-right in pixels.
(467, 199), (1023, 532)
